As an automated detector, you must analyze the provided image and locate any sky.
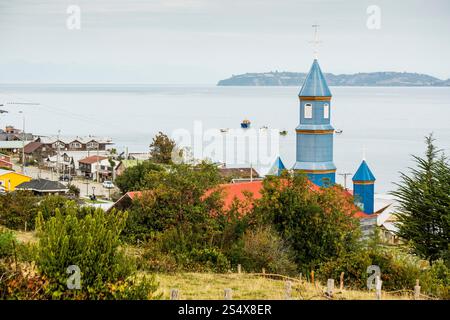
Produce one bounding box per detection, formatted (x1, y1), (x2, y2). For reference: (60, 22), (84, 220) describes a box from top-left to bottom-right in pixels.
(0, 0), (449, 84)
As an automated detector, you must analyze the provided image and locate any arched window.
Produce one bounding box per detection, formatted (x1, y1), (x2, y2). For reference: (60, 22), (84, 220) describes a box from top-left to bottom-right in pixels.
(324, 103), (329, 119)
(304, 103), (313, 119)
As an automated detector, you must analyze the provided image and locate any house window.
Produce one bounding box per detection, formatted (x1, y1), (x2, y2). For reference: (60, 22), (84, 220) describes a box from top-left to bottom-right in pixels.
(304, 103), (313, 119)
(87, 142), (99, 149)
(324, 104), (329, 119)
(70, 142), (82, 149)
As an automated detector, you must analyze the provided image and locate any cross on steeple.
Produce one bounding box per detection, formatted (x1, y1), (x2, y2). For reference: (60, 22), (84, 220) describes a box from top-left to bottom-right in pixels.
(310, 24), (322, 59)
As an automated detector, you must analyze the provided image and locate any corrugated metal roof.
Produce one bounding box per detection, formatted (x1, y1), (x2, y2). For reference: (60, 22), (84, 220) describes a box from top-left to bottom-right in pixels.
(298, 59), (332, 97)
(0, 141), (31, 149)
(352, 160), (376, 181)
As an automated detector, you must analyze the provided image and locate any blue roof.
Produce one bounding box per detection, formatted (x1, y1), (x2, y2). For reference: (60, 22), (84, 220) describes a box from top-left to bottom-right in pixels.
(298, 59), (332, 97)
(352, 160), (376, 181)
(268, 156), (286, 176)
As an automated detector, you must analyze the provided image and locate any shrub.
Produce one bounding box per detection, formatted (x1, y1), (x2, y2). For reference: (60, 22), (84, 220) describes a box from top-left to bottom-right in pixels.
(229, 226), (297, 275)
(0, 229), (16, 258)
(0, 191), (38, 230)
(35, 207), (159, 299)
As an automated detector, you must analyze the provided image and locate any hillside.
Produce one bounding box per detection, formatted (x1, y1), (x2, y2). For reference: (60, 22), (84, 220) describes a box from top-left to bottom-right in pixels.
(218, 71), (450, 87)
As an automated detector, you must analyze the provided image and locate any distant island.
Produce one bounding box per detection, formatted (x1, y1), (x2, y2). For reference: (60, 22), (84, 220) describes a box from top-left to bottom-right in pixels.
(217, 71), (450, 87)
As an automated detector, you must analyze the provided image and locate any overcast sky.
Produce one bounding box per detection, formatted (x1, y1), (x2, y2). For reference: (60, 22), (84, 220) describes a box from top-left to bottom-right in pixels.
(1, 0), (449, 84)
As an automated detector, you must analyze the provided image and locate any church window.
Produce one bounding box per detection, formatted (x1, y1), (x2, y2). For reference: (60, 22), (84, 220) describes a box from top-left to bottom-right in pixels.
(324, 104), (329, 119)
(304, 104), (312, 118)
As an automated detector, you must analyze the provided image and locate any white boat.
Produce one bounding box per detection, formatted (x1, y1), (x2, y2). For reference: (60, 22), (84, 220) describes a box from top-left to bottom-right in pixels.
(259, 125), (269, 130)
(335, 129), (343, 134)
(220, 128), (229, 133)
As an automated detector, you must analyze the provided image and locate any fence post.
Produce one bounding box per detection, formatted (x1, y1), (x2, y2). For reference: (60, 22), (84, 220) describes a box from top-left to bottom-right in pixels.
(375, 276), (382, 300)
(414, 279), (421, 300)
(285, 281), (292, 300)
(299, 273), (302, 282)
(224, 288), (233, 300)
(24, 221), (27, 232)
(310, 271), (315, 285)
(237, 264), (241, 274)
(262, 268), (265, 275)
(326, 279), (334, 298)
(170, 289), (179, 300)
(339, 272), (344, 290)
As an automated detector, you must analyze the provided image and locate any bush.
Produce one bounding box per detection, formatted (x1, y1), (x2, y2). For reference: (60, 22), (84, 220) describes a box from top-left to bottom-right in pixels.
(228, 226), (297, 275)
(35, 207), (159, 299)
(0, 229), (16, 258)
(0, 192), (38, 230)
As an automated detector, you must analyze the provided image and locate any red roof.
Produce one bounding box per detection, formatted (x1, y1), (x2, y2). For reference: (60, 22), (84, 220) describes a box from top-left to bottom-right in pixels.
(79, 155), (108, 164)
(114, 180), (370, 220)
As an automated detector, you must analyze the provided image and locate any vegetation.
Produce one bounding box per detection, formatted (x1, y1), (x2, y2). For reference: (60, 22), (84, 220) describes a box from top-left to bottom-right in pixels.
(252, 173), (361, 270)
(35, 207), (158, 299)
(115, 160), (163, 193)
(391, 135), (450, 265)
(149, 131), (177, 164)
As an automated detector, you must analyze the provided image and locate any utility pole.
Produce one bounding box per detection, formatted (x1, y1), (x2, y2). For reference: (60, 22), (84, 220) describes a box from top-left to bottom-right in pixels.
(19, 111), (25, 174)
(56, 130), (61, 180)
(338, 172), (352, 190)
(96, 142), (100, 183)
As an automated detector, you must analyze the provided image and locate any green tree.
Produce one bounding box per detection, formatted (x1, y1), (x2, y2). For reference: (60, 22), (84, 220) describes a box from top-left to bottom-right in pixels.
(149, 131), (176, 164)
(122, 161), (223, 243)
(252, 173), (361, 270)
(0, 191), (38, 230)
(114, 160), (163, 193)
(391, 134), (450, 264)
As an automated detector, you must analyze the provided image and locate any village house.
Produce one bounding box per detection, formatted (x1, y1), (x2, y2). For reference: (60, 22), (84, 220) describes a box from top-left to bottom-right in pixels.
(44, 152), (75, 175)
(23, 141), (55, 164)
(78, 155), (112, 181)
(0, 126), (34, 142)
(115, 159), (145, 177)
(0, 169), (32, 192)
(15, 178), (69, 196)
(0, 153), (13, 169)
(35, 136), (113, 152)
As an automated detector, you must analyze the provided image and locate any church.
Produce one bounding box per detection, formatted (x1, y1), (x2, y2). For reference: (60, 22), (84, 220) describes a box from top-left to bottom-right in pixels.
(291, 57), (376, 215)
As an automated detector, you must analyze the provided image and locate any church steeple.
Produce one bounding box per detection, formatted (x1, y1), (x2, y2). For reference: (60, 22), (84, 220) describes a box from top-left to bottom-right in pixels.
(352, 160), (376, 214)
(298, 59), (331, 97)
(293, 58), (336, 187)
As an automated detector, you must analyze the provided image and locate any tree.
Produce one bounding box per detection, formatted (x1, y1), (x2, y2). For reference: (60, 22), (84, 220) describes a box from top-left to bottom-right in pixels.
(391, 134), (450, 264)
(114, 160), (163, 193)
(252, 173), (361, 270)
(149, 131), (176, 164)
(122, 161), (223, 243)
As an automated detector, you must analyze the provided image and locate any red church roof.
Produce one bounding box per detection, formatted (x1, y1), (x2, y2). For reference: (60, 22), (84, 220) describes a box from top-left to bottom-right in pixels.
(114, 180), (370, 219)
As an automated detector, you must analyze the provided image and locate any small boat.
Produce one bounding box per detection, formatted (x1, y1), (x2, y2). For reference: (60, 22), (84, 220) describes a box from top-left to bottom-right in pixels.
(335, 129), (343, 134)
(279, 130), (288, 136)
(241, 119), (251, 129)
(220, 128), (229, 133)
(259, 125), (269, 130)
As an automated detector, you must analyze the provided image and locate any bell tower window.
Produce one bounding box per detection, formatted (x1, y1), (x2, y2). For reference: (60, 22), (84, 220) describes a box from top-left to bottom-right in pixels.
(304, 103), (313, 119)
(324, 103), (329, 119)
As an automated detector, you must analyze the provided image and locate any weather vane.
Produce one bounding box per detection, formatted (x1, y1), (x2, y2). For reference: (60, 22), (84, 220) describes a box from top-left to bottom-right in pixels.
(309, 23), (322, 59)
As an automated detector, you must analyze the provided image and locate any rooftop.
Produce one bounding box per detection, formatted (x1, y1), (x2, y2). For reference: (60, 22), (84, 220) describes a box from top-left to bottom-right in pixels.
(16, 178), (68, 192)
(298, 59), (332, 97)
(79, 155), (108, 164)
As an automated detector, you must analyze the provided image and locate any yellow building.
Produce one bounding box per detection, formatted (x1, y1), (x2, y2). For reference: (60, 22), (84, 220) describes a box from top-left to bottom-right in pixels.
(0, 169), (32, 192)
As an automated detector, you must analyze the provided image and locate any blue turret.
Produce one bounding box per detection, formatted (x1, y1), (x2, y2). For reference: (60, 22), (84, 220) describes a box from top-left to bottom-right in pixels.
(293, 59), (336, 186)
(268, 156), (286, 176)
(352, 160), (376, 214)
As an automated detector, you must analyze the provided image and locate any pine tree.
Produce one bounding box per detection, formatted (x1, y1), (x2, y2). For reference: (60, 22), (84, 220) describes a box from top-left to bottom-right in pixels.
(391, 134), (450, 264)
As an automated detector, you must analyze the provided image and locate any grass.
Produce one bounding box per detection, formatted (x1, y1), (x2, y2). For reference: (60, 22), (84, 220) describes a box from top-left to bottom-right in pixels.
(153, 272), (416, 300)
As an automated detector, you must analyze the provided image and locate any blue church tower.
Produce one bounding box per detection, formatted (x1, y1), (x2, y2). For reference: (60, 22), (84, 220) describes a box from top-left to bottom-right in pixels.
(352, 160), (376, 214)
(293, 59), (336, 186)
